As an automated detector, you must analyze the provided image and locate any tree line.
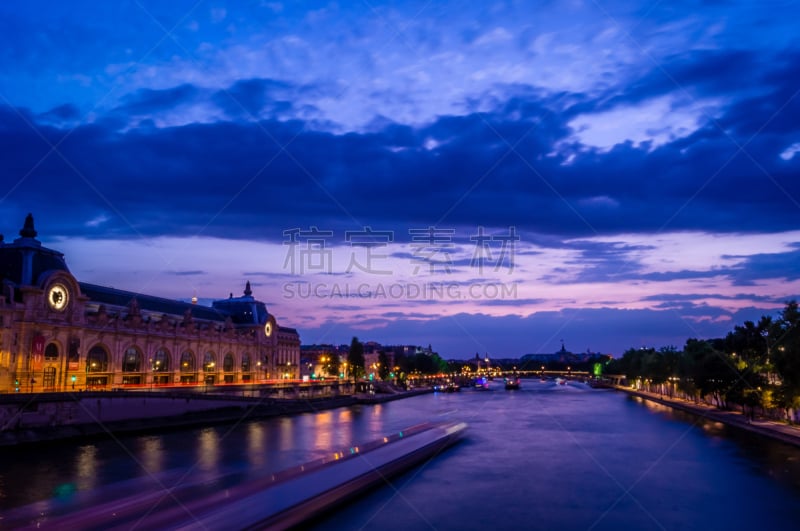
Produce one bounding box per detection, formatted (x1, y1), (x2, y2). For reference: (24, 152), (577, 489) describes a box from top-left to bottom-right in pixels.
(606, 301), (800, 421)
(317, 337), (449, 381)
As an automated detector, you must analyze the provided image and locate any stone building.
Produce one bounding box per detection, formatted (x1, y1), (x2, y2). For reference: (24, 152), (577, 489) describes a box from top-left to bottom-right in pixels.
(0, 214), (300, 393)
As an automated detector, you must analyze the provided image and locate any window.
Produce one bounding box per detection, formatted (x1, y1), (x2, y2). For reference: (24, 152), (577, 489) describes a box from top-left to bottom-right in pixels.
(44, 343), (59, 360)
(223, 353), (234, 372)
(43, 367), (56, 389)
(153, 348), (170, 372)
(87, 346), (109, 372)
(122, 347), (142, 372)
(203, 351), (216, 372)
(241, 354), (251, 373)
(180, 351), (195, 372)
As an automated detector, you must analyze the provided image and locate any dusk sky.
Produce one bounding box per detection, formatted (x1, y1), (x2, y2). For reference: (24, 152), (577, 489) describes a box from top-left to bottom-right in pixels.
(1, 1), (799, 358)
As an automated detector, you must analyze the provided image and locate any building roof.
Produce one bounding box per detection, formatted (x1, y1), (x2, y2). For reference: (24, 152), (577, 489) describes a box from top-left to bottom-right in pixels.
(1, 214), (294, 334)
(210, 281), (269, 325)
(79, 282), (229, 322)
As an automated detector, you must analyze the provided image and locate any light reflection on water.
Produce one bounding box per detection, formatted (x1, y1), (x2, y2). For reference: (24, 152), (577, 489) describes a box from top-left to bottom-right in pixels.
(246, 422), (266, 468)
(74, 445), (99, 492)
(196, 428), (221, 473)
(138, 436), (164, 475)
(0, 382), (798, 531)
(278, 416), (293, 452)
(313, 411), (333, 451)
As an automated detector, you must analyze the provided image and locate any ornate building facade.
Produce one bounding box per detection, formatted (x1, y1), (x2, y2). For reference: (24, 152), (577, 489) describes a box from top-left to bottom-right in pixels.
(0, 215), (300, 393)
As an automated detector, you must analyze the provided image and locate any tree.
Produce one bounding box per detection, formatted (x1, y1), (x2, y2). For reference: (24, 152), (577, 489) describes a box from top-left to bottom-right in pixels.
(321, 351), (339, 378)
(772, 301), (800, 420)
(377, 351), (390, 380)
(683, 339), (736, 408)
(347, 337), (365, 381)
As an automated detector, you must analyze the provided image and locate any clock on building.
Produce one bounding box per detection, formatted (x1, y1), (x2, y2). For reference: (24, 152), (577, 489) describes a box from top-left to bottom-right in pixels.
(48, 283), (69, 311)
(264, 321), (273, 337)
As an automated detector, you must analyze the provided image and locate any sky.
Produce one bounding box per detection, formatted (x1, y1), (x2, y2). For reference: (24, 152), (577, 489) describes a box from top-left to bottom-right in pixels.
(1, 0), (799, 358)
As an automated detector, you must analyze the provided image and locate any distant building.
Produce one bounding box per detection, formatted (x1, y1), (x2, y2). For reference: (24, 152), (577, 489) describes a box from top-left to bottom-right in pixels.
(521, 341), (610, 366)
(0, 214), (300, 392)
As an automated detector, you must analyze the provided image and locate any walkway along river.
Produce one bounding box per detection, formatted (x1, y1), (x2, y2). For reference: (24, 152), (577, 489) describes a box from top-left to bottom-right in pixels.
(2, 379), (799, 530)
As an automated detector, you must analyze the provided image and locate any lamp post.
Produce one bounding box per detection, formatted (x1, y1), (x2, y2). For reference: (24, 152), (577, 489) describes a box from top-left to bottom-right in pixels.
(761, 329), (774, 384)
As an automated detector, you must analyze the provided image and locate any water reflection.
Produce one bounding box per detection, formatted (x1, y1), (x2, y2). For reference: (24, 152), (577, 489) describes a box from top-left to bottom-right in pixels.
(139, 436), (165, 475)
(368, 404), (382, 434)
(313, 411), (332, 451)
(1, 387), (799, 531)
(246, 423), (266, 468)
(278, 417), (293, 451)
(74, 445), (99, 492)
(336, 408), (354, 446)
(196, 428), (221, 473)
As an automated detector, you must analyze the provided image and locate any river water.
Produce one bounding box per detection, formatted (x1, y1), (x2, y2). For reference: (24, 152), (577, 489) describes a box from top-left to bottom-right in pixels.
(2, 380), (799, 530)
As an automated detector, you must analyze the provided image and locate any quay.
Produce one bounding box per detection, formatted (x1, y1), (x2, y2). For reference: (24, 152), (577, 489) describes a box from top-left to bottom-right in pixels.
(610, 385), (800, 449)
(0, 383), (434, 447)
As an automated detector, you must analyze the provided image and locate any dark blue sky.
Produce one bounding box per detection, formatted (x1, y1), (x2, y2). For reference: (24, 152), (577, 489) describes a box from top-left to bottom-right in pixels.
(1, 1), (799, 357)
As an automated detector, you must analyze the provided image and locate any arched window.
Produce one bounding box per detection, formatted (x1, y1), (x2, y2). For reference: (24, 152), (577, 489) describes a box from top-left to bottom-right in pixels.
(203, 351), (216, 372)
(87, 346), (109, 372)
(153, 348), (170, 372)
(241, 354), (251, 373)
(223, 353), (234, 372)
(222, 352), (235, 383)
(122, 347), (142, 372)
(44, 343), (59, 360)
(180, 351), (195, 372)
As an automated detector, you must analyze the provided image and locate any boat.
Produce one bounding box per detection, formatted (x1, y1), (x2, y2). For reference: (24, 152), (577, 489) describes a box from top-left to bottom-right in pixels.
(504, 376), (521, 390)
(474, 376), (490, 390)
(434, 381), (460, 392)
(4, 421), (468, 530)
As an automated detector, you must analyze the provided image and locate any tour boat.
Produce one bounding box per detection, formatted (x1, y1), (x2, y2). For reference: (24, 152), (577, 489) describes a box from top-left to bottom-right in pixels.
(505, 376), (521, 390)
(4, 421), (468, 530)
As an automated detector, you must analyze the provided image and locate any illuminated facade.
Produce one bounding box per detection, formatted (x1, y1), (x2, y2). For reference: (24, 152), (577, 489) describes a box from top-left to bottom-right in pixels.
(0, 215), (300, 393)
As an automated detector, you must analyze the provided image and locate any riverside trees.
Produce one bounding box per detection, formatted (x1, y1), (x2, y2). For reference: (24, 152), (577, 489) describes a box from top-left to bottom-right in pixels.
(607, 301), (800, 421)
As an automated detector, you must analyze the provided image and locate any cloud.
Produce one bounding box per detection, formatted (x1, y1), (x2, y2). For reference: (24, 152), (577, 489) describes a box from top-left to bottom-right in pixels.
(115, 84), (200, 117)
(1, 56), (799, 243)
(780, 143), (800, 160)
(213, 78), (297, 119)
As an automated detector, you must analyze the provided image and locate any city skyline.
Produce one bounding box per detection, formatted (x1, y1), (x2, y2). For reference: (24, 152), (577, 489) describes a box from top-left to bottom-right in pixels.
(1, 1), (799, 357)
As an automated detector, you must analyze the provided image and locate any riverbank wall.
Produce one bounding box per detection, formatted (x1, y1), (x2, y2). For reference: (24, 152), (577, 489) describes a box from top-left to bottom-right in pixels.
(0, 387), (433, 447)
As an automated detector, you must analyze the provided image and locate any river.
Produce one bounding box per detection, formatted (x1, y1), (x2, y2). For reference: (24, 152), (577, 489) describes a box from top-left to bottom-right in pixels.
(2, 380), (799, 530)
